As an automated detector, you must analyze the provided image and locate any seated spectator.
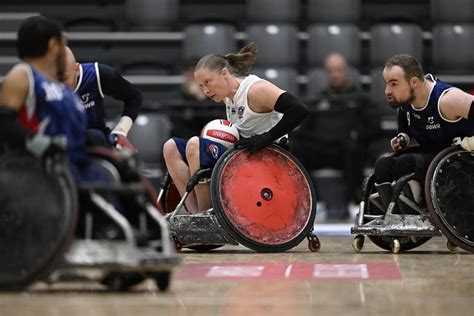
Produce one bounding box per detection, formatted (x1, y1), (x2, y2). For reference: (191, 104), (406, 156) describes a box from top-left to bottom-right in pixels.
(293, 52), (381, 219)
(167, 58), (224, 139)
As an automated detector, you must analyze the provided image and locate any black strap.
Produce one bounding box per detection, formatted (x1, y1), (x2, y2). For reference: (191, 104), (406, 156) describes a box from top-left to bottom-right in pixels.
(268, 92), (309, 140)
(469, 100), (474, 120)
(397, 107), (410, 135)
(98, 63), (143, 121)
(413, 154), (425, 183)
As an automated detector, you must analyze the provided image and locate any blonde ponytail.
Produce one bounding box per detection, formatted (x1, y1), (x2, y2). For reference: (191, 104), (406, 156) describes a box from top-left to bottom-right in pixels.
(195, 42), (257, 76)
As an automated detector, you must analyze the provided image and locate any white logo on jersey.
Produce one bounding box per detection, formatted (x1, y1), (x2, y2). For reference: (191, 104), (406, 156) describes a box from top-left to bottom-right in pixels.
(81, 93), (90, 103)
(80, 93), (95, 108)
(41, 82), (63, 101)
(425, 116), (440, 129)
(406, 112), (410, 126)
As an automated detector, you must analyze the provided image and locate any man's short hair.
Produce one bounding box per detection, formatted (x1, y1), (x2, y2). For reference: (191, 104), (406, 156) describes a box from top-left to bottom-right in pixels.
(385, 54), (424, 82)
(17, 16), (63, 59)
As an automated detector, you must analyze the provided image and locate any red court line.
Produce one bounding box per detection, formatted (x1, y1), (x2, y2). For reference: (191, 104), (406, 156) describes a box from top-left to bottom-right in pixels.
(175, 262), (401, 281)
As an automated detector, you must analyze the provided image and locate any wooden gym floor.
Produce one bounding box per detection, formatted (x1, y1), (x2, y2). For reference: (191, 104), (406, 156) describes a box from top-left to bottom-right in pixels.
(0, 235), (473, 316)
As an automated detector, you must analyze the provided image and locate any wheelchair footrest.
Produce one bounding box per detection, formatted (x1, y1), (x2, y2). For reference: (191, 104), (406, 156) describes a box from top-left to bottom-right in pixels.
(351, 214), (441, 237)
(169, 214), (238, 246)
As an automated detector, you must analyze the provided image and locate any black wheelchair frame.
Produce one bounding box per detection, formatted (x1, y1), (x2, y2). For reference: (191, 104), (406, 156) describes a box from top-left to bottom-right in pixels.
(352, 145), (473, 254)
(0, 148), (180, 292)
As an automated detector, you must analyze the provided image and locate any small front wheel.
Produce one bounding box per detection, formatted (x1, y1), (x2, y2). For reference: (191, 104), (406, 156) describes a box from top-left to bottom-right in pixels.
(154, 271), (171, 292)
(447, 240), (458, 253)
(171, 236), (183, 252)
(352, 235), (365, 253)
(391, 239), (401, 254)
(307, 234), (321, 252)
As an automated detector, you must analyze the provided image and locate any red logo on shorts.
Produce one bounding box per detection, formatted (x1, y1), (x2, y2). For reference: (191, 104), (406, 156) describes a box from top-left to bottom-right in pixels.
(208, 144), (220, 159)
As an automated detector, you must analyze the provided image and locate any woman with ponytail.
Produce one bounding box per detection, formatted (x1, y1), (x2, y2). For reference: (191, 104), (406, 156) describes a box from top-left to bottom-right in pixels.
(163, 42), (309, 213)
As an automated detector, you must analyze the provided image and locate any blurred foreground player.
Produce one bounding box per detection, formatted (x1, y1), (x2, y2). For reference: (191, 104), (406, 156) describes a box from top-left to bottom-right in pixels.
(0, 16), (93, 181)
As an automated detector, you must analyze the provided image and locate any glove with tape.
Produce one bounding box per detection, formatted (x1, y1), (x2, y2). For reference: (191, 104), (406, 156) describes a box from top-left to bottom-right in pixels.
(233, 132), (273, 155)
(109, 133), (138, 154)
(453, 136), (474, 151)
(390, 133), (410, 151)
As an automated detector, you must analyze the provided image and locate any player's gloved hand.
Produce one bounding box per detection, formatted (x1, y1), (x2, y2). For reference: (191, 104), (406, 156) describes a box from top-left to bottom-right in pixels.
(453, 136), (474, 151)
(234, 132), (273, 155)
(25, 133), (66, 158)
(109, 133), (138, 154)
(390, 133), (410, 151)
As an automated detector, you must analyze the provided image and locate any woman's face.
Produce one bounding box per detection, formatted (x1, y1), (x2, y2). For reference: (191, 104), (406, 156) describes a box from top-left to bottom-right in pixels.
(194, 67), (229, 102)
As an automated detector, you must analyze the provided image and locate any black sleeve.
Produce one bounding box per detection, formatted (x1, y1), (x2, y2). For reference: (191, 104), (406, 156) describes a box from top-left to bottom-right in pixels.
(397, 107), (410, 135)
(268, 92), (310, 140)
(0, 107), (27, 150)
(97, 64), (143, 121)
(469, 100), (474, 120)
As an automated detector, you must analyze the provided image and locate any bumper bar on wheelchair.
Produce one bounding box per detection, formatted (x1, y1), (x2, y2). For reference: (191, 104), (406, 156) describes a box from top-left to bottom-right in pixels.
(352, 172), (441, 237)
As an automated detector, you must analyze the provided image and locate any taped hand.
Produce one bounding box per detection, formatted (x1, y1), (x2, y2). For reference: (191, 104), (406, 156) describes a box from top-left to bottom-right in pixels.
(453, 136), (474, 151)
(233, 132), (273, 155)
(109, 133), (138, 154)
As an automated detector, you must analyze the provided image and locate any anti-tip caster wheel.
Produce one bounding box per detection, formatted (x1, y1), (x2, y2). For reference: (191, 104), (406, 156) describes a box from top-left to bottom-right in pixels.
(447, 240), (458, 253)
(171, 235), (183, 252)
(391, 239), (401, 254)
(153, 271), (171, 292)
(352, 235), (365, 253)
(307, 234), (321, 252)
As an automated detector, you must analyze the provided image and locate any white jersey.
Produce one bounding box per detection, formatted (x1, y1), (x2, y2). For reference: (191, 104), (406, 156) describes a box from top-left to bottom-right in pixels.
(224, 75), (283, 138)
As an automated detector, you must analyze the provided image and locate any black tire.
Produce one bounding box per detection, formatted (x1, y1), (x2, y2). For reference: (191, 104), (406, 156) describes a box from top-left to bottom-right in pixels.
(185, 245), (224, 252)
(425, 147), (474, 253)
(0, 152), (78, 290)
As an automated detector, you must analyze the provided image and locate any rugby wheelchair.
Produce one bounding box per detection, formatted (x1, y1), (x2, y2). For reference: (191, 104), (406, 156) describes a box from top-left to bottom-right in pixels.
(159, 145), (321, 253)
(0, 147), (179, 292)
(352, 145), (474, 254)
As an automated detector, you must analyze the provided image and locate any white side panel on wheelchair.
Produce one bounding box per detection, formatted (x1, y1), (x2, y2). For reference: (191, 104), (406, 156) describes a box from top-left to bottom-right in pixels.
(352, 146), (474, 254)
(161, 145), (321, 253)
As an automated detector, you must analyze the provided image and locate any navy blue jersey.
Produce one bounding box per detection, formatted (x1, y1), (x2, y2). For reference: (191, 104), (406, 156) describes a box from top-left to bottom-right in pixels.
(74, 62), (107, 132)
(17, 63), (89, 166)
(399, 74), (474, 153)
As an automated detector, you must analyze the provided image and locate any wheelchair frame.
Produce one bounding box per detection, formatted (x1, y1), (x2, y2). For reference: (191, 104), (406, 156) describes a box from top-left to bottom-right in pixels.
(42, 148), (180, 291)
(351, 146), (472, 254)
(161, 146), (321, 253)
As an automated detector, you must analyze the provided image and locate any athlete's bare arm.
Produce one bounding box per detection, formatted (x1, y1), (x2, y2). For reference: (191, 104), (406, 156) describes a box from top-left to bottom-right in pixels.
(0, 66), (29, 111)
(439, 87), (474, 121)
(246, 80), (285, 113)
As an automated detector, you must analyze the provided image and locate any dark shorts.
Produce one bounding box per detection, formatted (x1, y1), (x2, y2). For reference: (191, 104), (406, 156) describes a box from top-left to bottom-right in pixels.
(172, 137), (228, 169)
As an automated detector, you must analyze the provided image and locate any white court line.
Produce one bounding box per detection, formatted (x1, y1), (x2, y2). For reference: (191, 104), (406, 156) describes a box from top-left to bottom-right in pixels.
(313, 223), (353, 236)
(284, 264), (293, 279)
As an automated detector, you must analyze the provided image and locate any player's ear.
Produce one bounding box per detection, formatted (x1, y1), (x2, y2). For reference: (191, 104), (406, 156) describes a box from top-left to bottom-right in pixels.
(221, 67), (229, 76)
(410, 76), (420, 88)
